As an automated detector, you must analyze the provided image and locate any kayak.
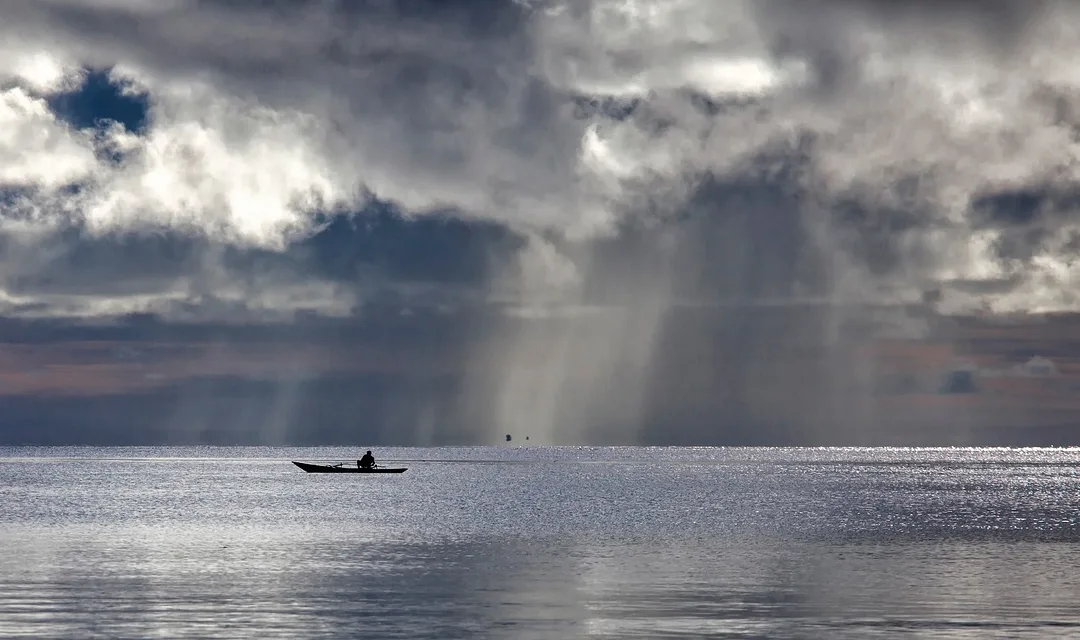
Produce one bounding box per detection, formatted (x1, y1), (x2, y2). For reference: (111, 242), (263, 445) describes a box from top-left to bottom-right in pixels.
(292, 461), (407, 474)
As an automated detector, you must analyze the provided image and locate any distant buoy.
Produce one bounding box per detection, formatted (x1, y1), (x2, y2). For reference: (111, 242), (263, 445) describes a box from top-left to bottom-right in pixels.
(505, 434), (512, 442)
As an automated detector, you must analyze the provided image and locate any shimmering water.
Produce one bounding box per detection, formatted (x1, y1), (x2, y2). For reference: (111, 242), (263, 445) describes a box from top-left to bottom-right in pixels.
(2, 447), (1080, 639)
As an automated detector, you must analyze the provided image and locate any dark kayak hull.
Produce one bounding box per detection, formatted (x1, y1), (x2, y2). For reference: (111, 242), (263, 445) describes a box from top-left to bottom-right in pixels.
(292, 461), (407, 474)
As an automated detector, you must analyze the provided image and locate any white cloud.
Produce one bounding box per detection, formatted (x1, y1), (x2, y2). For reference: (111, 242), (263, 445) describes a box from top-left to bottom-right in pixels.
(0, 87), (97, 189)
(2, 51), (85, 95)
(83, 74), (354, 248)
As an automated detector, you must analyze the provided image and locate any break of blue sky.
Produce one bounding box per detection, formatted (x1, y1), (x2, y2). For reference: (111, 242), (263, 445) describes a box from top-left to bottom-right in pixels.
(47, 68), (148, 133)
(2, 0), (1080, 445)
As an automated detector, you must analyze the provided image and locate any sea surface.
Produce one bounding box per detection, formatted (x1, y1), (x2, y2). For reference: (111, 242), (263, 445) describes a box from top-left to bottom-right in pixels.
(2, 447), (1080, 639)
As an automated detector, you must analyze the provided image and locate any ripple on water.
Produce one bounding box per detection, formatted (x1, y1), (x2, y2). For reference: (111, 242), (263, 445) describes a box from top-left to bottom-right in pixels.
(1, 446), (1080, 638)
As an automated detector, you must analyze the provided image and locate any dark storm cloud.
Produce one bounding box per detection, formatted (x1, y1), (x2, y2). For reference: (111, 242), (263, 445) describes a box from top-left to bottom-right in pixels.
(754, 0), (1052, 84)
(943, 275), (1027, 297)
(964, 184), (1080, 279)
(971, 185), (1080, 229)
(769, 0), (1050, 36)
(570, 166), (822, 303)
(1, 227), (202, 298)
(295, 206), (523, 289)
(0, 199), (520, 322)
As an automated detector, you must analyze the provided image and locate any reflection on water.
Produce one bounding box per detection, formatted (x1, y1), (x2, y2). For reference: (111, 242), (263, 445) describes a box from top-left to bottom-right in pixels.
(1, 447), (1080, 638)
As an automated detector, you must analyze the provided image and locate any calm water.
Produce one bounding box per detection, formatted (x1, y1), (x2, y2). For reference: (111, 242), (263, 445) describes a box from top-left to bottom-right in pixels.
(2, 447), (1080, 639)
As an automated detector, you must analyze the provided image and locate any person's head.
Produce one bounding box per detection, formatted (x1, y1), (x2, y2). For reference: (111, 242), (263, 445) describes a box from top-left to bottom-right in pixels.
(366, 451), (371, 455)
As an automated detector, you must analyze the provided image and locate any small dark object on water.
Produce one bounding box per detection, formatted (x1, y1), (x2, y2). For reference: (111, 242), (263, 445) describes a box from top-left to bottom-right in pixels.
(292, 461), (406, 474)
(506, 434), (512, 442)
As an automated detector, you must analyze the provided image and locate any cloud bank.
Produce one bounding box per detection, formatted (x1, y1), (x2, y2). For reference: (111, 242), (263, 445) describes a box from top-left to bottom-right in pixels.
(2, 0), (1079, 314)
(4, 0), (1080, 444)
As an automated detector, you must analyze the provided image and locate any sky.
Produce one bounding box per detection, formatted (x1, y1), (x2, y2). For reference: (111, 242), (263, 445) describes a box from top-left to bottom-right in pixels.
(4, 0), (1080, 445)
